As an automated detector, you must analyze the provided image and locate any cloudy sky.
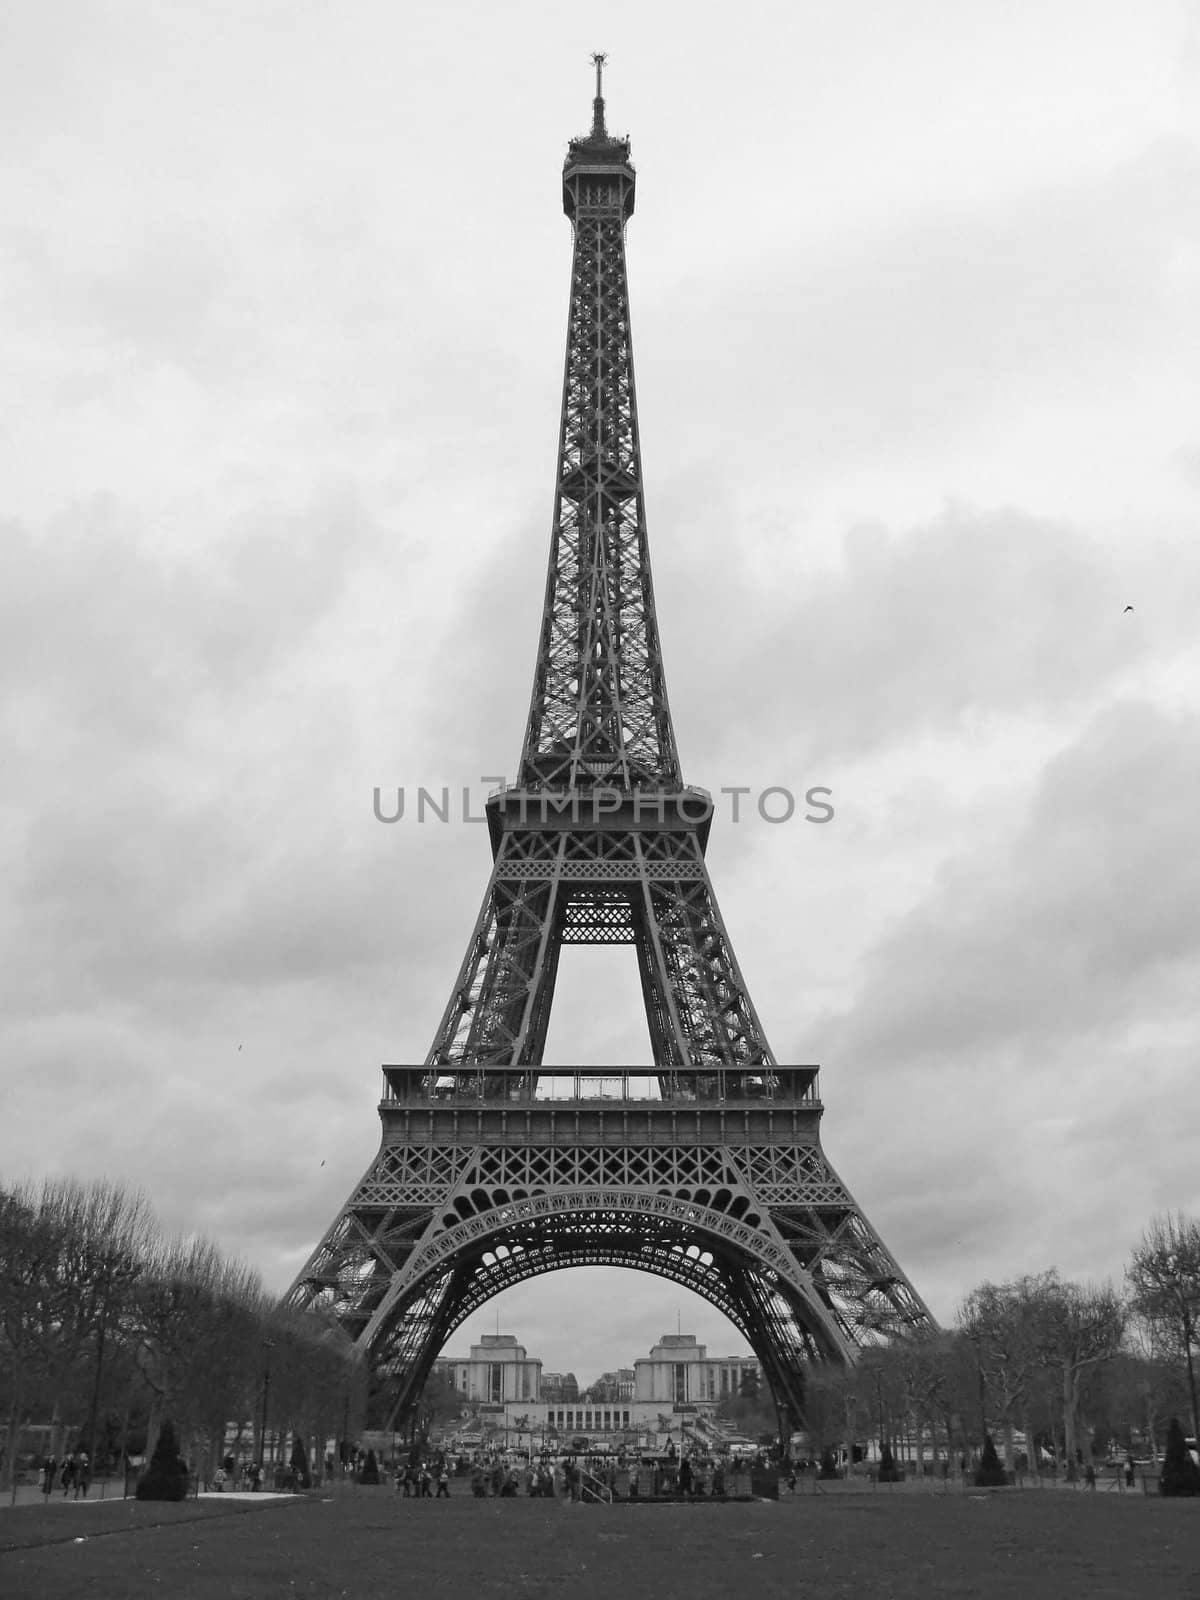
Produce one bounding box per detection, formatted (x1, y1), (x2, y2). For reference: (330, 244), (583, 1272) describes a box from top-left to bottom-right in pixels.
(3, 0), (1199, 1383)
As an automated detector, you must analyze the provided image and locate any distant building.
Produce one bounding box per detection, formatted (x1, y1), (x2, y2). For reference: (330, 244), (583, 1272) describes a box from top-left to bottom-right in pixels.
(540, 1371), (580, 1404)
(587, 1368), (636, 1403)
(434, 1329), (762, 1447)
(634, 1333), (761, 1407)
(434, 1334), (541, 1405)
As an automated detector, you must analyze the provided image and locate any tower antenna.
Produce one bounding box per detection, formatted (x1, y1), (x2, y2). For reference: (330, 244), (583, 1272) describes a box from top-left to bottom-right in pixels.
(591, 50), (608, 137)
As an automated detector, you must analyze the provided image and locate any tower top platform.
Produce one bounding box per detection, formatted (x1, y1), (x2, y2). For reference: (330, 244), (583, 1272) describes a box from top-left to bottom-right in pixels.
(563, 52), (634, 217)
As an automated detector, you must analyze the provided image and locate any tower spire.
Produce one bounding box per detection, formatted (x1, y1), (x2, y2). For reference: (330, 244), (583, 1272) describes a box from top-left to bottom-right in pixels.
(591, 50), (607, 138)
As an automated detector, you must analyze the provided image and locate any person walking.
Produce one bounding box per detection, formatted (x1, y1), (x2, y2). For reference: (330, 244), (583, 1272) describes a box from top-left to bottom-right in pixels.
(435, 1464), (450, 1498)
(75, 1451), (90, 1498)
(61, 1453), (76, 1496)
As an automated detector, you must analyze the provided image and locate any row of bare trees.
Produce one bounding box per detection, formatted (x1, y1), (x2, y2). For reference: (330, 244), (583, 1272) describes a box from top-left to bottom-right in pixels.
(0, 1177), (366, 1488)
(803, 1214), (1200, 1472)
(5, 1176), (1195, 1485)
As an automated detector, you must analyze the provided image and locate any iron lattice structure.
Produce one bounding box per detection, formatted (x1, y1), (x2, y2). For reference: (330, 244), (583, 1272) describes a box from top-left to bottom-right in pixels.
(288, 62), (935, 1433)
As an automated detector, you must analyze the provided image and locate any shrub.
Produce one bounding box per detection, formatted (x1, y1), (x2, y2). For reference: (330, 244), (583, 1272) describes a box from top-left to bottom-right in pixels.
(290, 1435), (310, 1490)
(974, 1435), (1007, 1488)
(1159, 1418), (1200, 1498)
(135, 1420), (189, 1502)
(878, 1442), (903, 1483)
(360, 1448), (381, 1485)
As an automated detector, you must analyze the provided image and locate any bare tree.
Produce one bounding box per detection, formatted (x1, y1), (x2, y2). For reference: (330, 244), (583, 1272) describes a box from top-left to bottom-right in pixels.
(125, 1235), (265, 1465)
(856, 1345), (908, 1455)
(261, 1302), (365, 1478)
(799, 1365), (846, 1462)
(803, 1361), (866, 1472)
(2, 1174), (370, 1491)
(1083, 1341), (1186, 1464)
(48, 1180), (156, 1466)
(959, 1274), (1051, 1469)
(879, 1331), (964, 1473)
(1028, 1273), (1126, 1470)
(1126, 1212), (1200, 1449)
(0, 1185), (69, 1492)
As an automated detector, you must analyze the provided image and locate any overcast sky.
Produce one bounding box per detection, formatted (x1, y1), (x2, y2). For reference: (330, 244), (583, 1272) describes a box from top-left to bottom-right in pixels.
(3, 1), (1199, 1383)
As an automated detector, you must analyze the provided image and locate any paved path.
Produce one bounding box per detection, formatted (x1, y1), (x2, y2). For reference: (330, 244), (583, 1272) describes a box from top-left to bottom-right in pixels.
(2, 1483), (298, 1511)
(2, 1483), (129, 1511)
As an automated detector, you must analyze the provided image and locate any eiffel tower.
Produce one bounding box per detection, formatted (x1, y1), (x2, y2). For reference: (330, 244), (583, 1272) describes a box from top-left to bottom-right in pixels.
(287, 58), (935, 1432)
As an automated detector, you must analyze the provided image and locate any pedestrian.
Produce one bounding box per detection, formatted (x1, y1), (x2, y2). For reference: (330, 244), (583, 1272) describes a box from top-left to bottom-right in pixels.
(61, 1453), (76, 1496)
(75, 1451), (90, 1498)
(435, 1464), (450, 1498)
(419, 1464), (433, 1498)
(42, 1454), (56, 1495)
(1124, 1457), (1135, 1489)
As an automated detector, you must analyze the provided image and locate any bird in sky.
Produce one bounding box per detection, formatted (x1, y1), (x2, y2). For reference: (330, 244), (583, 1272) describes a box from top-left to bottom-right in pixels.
(1124, 605), (1134, 612)
(238, 1044), (243, 1051)
(320, 1160), (326, 1167)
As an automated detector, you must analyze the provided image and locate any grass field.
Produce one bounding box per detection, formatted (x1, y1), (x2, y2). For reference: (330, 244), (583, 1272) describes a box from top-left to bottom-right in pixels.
(1, 1486), (1195, 1599)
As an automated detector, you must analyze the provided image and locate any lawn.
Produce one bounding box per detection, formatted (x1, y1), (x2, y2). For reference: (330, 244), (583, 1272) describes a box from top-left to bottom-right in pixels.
(1, 1486), (1195, 1599)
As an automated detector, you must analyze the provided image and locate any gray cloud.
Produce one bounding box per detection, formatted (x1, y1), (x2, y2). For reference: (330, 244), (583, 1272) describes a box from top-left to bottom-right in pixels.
(643, 138), (1200, 475)
(805, 698), (1200, 1318)
(822, 699), (1200, 1065)
(653, 493), (1197, 783)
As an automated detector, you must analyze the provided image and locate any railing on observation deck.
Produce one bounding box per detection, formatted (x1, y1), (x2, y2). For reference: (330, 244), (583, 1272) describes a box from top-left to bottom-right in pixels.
(379, 1065), (821, 1109)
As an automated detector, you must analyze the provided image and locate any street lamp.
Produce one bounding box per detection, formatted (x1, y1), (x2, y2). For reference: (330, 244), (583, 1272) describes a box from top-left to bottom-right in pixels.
(258, 1338), (275, 1474)
(966, 1331), (987, 1466)
(873, 1368), (884, 1463)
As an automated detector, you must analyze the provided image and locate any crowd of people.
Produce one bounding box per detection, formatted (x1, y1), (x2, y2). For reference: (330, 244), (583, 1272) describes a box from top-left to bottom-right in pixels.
(393, 1459), (451, 1497)
(386, 1448), (768, 1502)
(40, 1451), (91, 1498)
